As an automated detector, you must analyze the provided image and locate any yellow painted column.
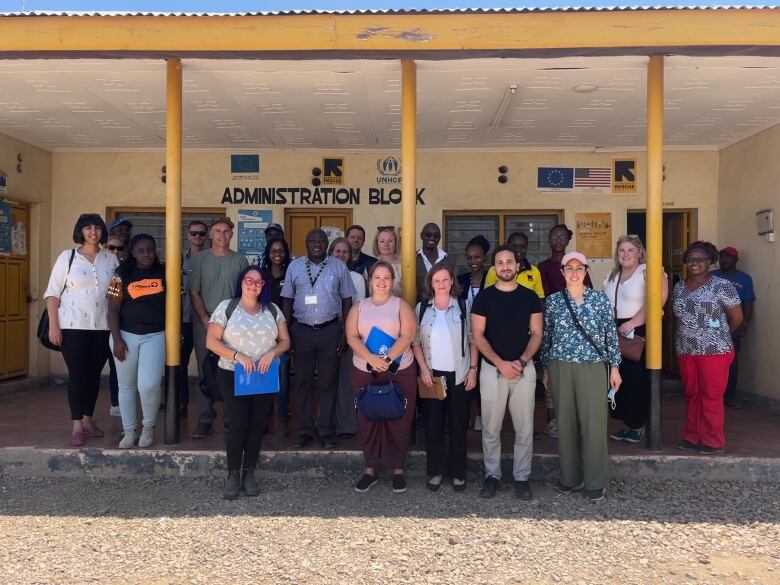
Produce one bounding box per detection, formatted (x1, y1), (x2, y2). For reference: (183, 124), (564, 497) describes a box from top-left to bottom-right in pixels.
(164, 58), (183, 445)
(400, 59), (417, 305)
(645, 54), (664, 450)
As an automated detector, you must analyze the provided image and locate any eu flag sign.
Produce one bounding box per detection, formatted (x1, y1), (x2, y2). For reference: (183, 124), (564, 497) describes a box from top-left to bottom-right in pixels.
(230, 154), (260, 174)
(537, 167), (574, 191)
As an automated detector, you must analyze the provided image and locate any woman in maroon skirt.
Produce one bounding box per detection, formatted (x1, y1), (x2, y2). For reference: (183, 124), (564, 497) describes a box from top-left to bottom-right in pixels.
(345, 261), (417, 494)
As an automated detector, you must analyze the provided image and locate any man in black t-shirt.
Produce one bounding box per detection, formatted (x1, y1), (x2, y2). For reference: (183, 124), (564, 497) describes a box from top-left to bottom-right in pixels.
(471, 245), (543, 500)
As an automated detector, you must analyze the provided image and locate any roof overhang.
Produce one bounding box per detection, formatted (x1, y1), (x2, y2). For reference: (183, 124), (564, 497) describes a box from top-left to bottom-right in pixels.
(1, 8), (780, 59)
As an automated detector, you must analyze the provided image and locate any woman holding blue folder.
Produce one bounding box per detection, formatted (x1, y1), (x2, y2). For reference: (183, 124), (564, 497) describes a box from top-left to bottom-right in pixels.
(346, 261), (417, 494)
(207, 266), (290, 500)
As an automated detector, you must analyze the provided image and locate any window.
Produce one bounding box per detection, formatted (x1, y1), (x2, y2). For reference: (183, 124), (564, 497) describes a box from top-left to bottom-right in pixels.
(444, 211), (562, 274)
(107, 207), (225, 262)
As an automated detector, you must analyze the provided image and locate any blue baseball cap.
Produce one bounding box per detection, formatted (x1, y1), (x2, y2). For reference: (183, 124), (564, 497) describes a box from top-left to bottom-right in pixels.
(109, 218), (133, 231)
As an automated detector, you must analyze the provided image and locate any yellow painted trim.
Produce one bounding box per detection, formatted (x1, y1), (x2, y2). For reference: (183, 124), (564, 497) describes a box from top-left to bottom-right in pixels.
(645, 55), (664, 371)
(400, 59), (417, 307)
(0, 10), (778, 53)
(164, 58), (183, 365)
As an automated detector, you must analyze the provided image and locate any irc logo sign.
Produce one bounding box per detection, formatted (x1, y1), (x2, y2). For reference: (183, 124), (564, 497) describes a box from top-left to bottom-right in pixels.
(322, 157), (344, 185)
(376, 156), (402, 184)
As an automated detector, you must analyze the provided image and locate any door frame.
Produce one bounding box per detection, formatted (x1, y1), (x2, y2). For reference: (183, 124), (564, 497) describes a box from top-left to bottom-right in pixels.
(284, 207), (354, 254)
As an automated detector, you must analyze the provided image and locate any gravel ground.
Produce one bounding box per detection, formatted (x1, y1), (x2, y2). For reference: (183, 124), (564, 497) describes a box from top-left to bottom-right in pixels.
(0, 475), (778, 585)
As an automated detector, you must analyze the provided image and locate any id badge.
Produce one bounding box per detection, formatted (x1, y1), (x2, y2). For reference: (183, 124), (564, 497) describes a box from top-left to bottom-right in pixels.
(305, 295), (318, 305)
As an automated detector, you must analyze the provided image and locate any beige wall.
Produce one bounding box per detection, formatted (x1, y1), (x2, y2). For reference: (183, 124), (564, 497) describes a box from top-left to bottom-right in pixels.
(0, 132), (53, 378)
(718, 124), (780, 402)
(47, 148), (719, 375)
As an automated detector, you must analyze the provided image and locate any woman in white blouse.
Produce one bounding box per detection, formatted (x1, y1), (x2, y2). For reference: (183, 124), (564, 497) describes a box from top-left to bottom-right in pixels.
(602, 235), (668, 444)
(44, 213), (119, 446)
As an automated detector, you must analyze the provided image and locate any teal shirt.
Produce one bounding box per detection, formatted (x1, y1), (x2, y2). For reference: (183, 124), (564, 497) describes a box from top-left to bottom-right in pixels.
(542, 288), (621, 368)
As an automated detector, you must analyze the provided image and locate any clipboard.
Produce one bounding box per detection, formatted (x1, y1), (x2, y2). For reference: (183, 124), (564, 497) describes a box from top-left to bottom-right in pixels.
(365, 326), (402, 365)
(234, 359), (280, 395)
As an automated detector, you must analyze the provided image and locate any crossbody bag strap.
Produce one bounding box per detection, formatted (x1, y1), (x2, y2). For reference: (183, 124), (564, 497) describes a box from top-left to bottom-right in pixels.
(562, 292), (606, 362)
(61, 249), (76, 296)
(613, 276), (620, 321)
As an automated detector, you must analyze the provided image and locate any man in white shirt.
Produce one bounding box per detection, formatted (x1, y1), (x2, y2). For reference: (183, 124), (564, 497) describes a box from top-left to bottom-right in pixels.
(415, 223), (452, 303)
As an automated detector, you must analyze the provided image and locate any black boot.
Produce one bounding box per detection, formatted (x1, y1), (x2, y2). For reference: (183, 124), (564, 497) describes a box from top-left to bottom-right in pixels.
(241, 468), (259, 497)
(223, 469), (241, 500)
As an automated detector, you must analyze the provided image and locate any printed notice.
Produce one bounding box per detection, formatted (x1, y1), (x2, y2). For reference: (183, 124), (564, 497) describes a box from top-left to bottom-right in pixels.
(575, 213), (613, 259)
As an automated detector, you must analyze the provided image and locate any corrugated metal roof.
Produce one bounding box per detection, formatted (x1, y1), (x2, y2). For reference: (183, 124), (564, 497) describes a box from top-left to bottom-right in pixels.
(0, 6), (778, 17)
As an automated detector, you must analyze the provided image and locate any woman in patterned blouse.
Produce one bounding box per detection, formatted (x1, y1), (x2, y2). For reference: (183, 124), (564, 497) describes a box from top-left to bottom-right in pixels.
(541, 252), (621, 502)
(672, 241), (742, 455)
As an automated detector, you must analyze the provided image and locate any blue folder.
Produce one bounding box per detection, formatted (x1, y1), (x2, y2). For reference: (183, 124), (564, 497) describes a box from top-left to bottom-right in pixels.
(234, 358), (280, 395)
(365, 326), (401, 365)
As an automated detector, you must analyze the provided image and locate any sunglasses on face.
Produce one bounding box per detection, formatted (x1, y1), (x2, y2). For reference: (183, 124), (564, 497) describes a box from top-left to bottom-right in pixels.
(106, 245), (125, 252)
(189, 231), (207, 237)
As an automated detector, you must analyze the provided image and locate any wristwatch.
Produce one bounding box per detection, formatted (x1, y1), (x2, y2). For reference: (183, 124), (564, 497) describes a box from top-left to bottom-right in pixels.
(383, 354), (393, 365)
(519, 358), (528, 368)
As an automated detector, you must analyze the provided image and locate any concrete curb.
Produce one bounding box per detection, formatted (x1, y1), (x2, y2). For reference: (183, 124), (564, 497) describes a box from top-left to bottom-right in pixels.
(1, 447), (778, 482)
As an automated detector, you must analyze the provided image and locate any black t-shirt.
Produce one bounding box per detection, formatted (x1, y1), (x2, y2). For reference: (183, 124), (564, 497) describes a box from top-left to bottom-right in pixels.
(470, 284), (543, 362)
(265, 269), (286, 307)
(119, 265), (166, 335)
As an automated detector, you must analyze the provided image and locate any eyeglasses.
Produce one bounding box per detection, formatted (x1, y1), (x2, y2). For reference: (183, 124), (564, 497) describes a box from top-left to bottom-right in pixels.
(562, 265), (587, 274)
(686, 257), (709, 265)
(106, 245), (125, 252)
(242, 277), (264, 288)
(189, 231), (207, 237)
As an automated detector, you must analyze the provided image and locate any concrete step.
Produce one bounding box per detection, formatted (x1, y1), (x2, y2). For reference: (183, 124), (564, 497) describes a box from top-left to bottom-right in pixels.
(2, 446), (778, 482)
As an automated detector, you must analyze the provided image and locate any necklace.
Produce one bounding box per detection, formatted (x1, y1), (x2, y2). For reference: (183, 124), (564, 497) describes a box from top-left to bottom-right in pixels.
(305, 257), (327, 287)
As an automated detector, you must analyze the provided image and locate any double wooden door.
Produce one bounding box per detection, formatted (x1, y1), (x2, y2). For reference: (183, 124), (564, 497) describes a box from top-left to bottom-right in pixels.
(285, 209), (353, 257)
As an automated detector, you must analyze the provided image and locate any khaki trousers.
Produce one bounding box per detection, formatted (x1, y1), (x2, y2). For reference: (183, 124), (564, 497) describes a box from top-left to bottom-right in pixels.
(548, 360), (609, 491)
(479, 362), (536, 481)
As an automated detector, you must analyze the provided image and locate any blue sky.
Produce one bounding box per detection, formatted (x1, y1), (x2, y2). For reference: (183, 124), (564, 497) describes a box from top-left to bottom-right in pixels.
(0, 1), (777, 14)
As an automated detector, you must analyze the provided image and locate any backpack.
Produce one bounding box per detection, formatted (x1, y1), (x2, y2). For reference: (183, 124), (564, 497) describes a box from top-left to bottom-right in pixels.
(417, 297), (467, 358)
(201, 299), (277, 401)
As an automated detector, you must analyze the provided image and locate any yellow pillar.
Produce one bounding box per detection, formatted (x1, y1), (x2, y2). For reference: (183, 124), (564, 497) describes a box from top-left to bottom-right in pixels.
(164, 58), (183, 444)
(400, 59), (417, 305)
(645, 54), (664, 450)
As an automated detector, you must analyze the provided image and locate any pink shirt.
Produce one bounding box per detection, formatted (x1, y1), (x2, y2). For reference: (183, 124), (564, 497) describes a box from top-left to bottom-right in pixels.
(352, 296), (415, 372)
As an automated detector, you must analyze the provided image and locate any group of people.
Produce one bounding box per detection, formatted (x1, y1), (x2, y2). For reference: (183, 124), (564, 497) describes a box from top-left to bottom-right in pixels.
(45, 213), (753, 502)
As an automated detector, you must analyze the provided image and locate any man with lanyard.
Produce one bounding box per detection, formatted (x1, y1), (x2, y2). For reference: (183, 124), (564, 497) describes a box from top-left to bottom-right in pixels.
(415, 223), (452, 304)
(179, 220), (208, 419)
(471, 245), (544, 500)
(712, 246), (756, 408)
(483, 231), (545, 299)
(188, 217), (248, 439)
(282, 228), (356, 449)
(346, 224), (377, 275)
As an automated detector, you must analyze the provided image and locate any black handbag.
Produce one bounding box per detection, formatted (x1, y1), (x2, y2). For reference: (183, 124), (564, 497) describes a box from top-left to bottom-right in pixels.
(38, 249), (75, 352)
(355, 373), (407, 422)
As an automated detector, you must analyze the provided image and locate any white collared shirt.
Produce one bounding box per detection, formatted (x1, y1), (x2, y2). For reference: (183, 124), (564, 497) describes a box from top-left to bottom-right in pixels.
(417, 247), (447, 272)
(44, 248), (119, 330)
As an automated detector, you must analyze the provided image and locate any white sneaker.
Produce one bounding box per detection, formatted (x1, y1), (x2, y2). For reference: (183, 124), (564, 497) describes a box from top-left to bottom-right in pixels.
(546, 418), (559, 439)
(474, 415), (483, 432)
(109, 405), (121, 417)
(138, 426), (155, 449)
(119, 430), (137, 449)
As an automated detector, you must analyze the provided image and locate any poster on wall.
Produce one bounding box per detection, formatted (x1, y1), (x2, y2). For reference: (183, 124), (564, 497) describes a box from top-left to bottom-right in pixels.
(237, 209), (273, 265)
(0, 201), (11, 255)
(575, 213), (613, 259)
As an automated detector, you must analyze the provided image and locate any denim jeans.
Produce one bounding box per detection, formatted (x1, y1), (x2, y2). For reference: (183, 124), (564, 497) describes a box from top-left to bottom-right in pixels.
(110, 330), (165, 431)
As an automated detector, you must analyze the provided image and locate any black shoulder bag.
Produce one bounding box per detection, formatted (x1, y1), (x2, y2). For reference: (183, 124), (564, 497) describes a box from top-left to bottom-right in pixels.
(562, 292), (607, 364)
(38, 249), (76, 352)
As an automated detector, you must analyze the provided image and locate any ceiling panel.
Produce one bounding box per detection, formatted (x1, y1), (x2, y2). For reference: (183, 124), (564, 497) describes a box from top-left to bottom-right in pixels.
(0, 56), (778, 151)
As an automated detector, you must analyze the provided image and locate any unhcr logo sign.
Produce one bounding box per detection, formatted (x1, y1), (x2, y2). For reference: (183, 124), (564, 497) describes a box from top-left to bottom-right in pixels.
(376, 156), (401, 184)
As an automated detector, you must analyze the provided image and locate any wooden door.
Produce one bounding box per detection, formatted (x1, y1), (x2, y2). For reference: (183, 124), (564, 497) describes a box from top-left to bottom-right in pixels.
(285, 209), (353, 257)
(662, 212), (690, 373)
(0, 202), (30, 380)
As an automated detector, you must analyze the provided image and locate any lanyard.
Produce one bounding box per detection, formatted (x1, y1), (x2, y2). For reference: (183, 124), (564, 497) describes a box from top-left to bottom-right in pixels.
(305, 258), (327, 287)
